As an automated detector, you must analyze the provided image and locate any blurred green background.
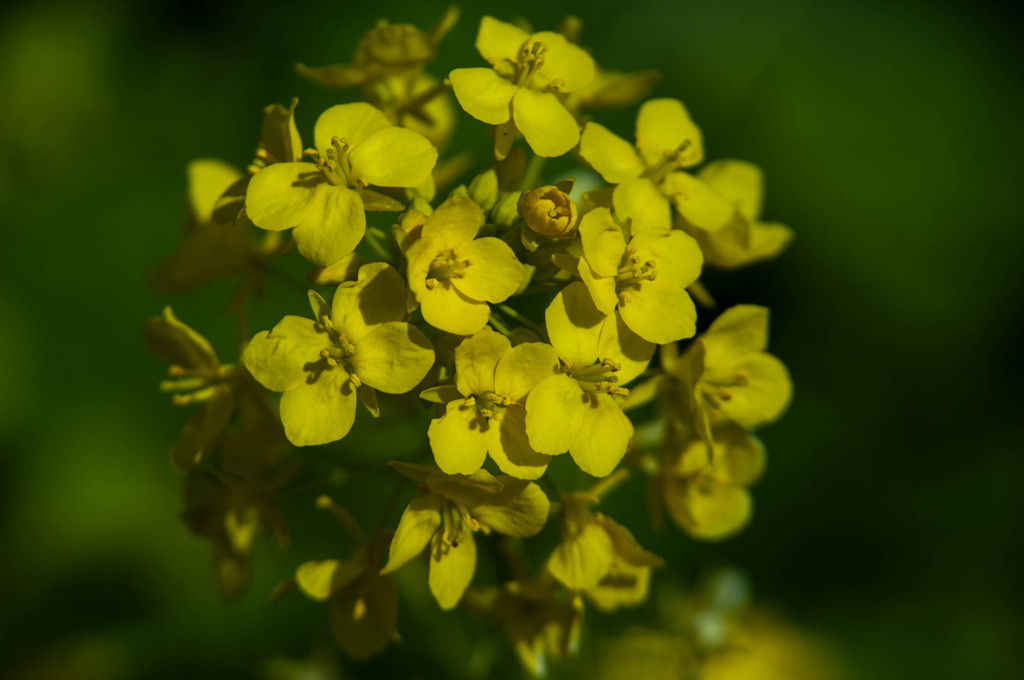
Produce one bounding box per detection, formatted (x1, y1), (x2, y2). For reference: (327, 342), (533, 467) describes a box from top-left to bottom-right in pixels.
(1, 0), (1021, 677)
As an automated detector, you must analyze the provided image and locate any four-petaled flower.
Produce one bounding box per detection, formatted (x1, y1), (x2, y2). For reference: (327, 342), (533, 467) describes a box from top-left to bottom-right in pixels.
(246, 103), (437, 267)
(244, 262), (435, 446)
(450, 16), (595, 158)
(381, 463), (550, 610)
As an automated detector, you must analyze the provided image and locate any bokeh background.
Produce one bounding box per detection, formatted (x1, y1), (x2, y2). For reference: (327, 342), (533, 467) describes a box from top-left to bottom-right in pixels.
(1, 0), (1021, 677)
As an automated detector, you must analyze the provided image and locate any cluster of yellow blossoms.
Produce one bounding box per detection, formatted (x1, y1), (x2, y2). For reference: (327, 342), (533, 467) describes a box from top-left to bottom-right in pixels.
(147, 9), (795, 676)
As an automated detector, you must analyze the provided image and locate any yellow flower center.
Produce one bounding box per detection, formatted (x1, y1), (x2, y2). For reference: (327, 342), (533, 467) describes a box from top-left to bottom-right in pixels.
(162, 364), (236, 405)
(305, 136), (360, 189)
(439, 500), (490, 550)
(615, 245), (658, 306)
(700, 369), (749, 417)
(312, 315), (363, 386)
(462, 391), (518, 423)
(562, 357), (629, 397)
(641, 140), (693, 184)
(514, 41), (550, 90)
(425, 248), (471, 288)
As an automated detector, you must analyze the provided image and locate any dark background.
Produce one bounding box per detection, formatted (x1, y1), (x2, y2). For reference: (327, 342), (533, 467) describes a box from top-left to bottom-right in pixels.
(0, 0), (1021, 677)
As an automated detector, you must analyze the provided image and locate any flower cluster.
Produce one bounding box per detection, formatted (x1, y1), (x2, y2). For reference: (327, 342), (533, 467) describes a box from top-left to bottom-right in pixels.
(147, 10), (794, 675)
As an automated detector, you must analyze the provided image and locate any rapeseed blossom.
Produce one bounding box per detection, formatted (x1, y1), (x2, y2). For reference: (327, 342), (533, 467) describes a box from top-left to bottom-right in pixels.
(576, 207), (703, 343)
(148, 10), (797, 672)
(425, 327), (558, 479)
(244, 263), (434, 445)
(406, 196), (523, 334)
(246, 103), (437, 266)
(450, 16), (595, 158)
(525, 283), (653, 476)
(381, 463), (549, 609)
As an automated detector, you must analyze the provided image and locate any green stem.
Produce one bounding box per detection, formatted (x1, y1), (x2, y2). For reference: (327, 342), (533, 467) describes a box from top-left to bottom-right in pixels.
(495, 303), (546, 340)
(521, 153), (547, 191)
(365, 227), (392, 263)
(488, 312), (513, 336)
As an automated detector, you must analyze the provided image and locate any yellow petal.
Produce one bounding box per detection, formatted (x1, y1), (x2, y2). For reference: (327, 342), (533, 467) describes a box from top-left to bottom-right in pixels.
(449, 68), (517, 125)
(579, 208), (626, 277)
(350, 322), (435, 394)
(187, 159), (242, 224)
(545, 282), (604, 368)
(314, 102), (391, 156)
(429, 531), (476, 610)
(512, 88), (579, 158)
(699, 159), (763, 221)
(420, 195), (483, 250)
(486, 408), (551, 480)
(381, 495), (442, 574)
(349, 127), (438, 188)
(475, 16), (529, 66)
(243, 315), (329, 392)
(703, 304), (770, 358)
(455, 327), (510, 396)
(666, 478), (751, 540)
(714, 353), (792, 427)
(332, 262), (409, 343)
(524, 373), (586, 455)
(528, 31), (595, 92)
(280, 368), (357, 446)
(426, 467), (504, 501)
(245, 162), (324, 231)
(579, 123), (644, 184)
(662, 171), (736, 232)
(569, 392), (633, 477)
(418, 281), (491, 335)
(635, 98), (704, 168)
(469, 477), (550, 537)
(597, 312), (655, 384)
(453, 237), (524, 303)
(631, 226), (703, 289)
(709, 425), (766, 485)
(579, 261), (618, 315)
(547, 521), (613, 589)
(428, 400), (490, 475)
(144, 307), (219, 370)
(494, 342), (560, 402)
(613, 178), (671, 231)
(259, 98), (303, 164)
(597, 515), (664, 568)
(620, 280), (696, 344)
(296, 559), (361, 601)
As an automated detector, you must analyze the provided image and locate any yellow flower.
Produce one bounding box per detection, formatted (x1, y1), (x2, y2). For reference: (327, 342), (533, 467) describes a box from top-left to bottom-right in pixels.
(294, 500), (398, 660)
(525, 282), (653, 476)
(679, 160), (794, 269)
(577, 207), (703, 344)
(381, 462), (550, 610)
(519, 182), (578, 238)
(245, 103), (438, 267)
(406, 196), (524, 335)
(463, 577), (583, 676)
(424, 327), (559, 479)
(144, 306), (242, 470)
(663, 424), (765, 540)
(670, 304), (792, 436)
(579, 98), (736, 232)
(450, 16), (595, 158)
(243, 263), (435, 446)
(547, 479), (663, 609)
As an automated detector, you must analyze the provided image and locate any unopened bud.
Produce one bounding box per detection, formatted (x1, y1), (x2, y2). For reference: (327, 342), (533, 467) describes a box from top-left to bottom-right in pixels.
(468, 169), (499, 211)
(518, 185), (578, 237)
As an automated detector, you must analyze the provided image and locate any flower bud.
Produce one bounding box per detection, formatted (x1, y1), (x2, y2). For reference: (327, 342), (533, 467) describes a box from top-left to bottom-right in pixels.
(518, 185), (578, 237)
(491, 191), (522, 227)
(468, 169), (499, 211)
